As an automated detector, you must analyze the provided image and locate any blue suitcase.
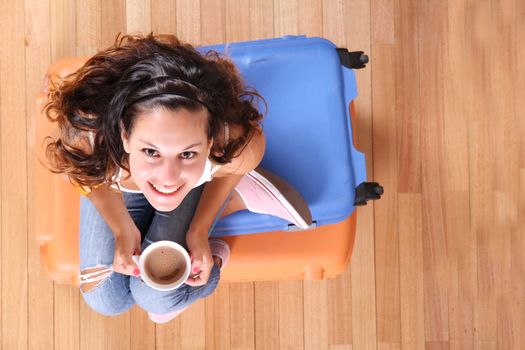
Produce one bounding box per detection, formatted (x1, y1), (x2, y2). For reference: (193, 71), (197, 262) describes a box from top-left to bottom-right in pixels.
(198, 36), (378, 236)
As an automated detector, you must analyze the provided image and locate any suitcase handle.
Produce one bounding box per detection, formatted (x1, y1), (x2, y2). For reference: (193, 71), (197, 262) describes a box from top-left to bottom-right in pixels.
(341, 66), (367, 191)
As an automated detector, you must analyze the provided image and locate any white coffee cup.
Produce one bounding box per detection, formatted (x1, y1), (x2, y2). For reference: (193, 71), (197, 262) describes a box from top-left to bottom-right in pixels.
(132, 240), (191, 291)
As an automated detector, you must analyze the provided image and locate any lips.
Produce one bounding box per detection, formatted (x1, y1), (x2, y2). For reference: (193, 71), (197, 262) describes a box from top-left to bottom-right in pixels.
(149, 182), (183, 196)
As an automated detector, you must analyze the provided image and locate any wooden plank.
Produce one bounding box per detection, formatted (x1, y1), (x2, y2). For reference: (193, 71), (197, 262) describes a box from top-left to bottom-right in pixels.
(425, 342), (450, 350)
(514, 3), (525, 347)
(464, 1), (497, 347)
(55, 285), (80, 350)
(151, 0), (177, 34)
(398, 194), (424, 350)
(474, 341), (497, 350)
(490, 2), (520, 344)
(371, 0), (394, 45)
(278, 280), (304, 349)
(254, 281), (279, 350)
(156, 315), (182, 350)
(513, 170), (525, 350)
(25, 0), (55, 348)
(181, 299), (206, 350)
(230, 282), (255, 349)
(50, 0), (77, 58)
(444, 4), (475, 347)
(488, 6), (519, 349)
(490, 0), (518, 193)
(304, 280), (328, 350)
(493, 192), (515, 350)
(101, 0), (125, 47)
(105, 314), (131, 350)
(273, 0), (298, 36)
(126, 0), (152, 35)
(130, 306), (155, 350)
(80, 298), (130, 350)
(76, 0), (102, 55)
(519, 0), (525, 169)
(327, 270), (352, 347)
(511, 3), (525, 349)
(176, 0), (201, 44)
(419, 0), (449, 342)
(79, 299), (103, 350)
(349, 209), (377, 350)
(248, 0), (274, 40)
(322, 0), (345, 46)
(377, 343), (401, 350)
(343, 1), (375, 349)
(298, 0), (322, 37)
(394, 0), (421, 193)
(445, 191), (475, 350)
(1, 0), (28, 348)
(444, 0), (470, 192)
(201, 0), (225, 45)
(48, 1), (80, 349)
(371, 42), (400, 344)
(225, 0), (250, 42)
(488, 9), (519, 348)
(205, 282), (231, 350)
(329, 345), (353, 350)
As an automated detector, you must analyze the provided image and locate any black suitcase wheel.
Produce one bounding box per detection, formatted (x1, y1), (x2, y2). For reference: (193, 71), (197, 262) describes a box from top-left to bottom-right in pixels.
(337, 48), (368, 69)
(354, 182), (384, 206)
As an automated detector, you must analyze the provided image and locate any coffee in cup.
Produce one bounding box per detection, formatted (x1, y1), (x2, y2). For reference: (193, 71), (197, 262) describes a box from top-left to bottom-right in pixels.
(132, 240), (191, 291)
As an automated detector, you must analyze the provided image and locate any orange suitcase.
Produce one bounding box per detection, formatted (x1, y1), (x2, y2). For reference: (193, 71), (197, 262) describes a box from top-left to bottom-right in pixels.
(34, 37), (381, 285)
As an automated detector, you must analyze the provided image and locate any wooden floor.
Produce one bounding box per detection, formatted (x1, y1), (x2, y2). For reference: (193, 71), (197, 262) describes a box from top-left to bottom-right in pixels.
(1, 0), (523, 349)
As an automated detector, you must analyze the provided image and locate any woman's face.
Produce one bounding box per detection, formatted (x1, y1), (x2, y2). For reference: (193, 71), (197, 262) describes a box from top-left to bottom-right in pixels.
(121, 107), (212, 212)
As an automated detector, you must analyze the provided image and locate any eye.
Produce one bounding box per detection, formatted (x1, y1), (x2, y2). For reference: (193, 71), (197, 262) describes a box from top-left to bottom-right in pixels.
(142, 148), (159, 157)
(181, 151), (196, 159)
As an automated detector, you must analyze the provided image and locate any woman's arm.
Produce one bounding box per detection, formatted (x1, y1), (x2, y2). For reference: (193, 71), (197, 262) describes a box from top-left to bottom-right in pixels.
(64, 130), (140, 276)
(184, 130), (265, 285)
(86, 186), (136, 238)
(86, 185), (141, 276)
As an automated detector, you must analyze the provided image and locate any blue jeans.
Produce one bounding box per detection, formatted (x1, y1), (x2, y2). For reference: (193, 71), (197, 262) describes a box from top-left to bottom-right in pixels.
(79, 185), (223, 316)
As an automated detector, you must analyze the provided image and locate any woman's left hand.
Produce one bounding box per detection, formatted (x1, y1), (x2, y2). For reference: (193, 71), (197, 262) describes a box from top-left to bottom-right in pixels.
(185, 234), (214, 287)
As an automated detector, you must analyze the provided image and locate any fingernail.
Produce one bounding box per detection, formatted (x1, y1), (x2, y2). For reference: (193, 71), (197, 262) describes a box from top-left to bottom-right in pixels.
(192, 267), (200, 274)
(133, 269), (140, 276)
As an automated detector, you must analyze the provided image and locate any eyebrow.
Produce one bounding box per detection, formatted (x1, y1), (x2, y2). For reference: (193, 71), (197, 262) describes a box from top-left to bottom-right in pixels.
(139, 140), (203, 151)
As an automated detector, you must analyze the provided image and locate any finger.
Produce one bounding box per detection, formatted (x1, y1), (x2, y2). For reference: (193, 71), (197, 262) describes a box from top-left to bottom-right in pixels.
(185, 275), (205, 287)
(198, 268), (211, 284)
(190, 259), (202, 275)
(115, 259), (140, 277)
(186, 265), (211, 286)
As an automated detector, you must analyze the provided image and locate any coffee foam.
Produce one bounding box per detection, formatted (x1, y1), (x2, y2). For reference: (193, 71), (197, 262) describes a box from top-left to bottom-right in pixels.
(143, 246), (185, 285)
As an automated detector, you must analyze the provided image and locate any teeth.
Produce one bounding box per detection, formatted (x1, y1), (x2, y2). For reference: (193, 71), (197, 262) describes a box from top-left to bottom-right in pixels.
(152, 183), (180, 194)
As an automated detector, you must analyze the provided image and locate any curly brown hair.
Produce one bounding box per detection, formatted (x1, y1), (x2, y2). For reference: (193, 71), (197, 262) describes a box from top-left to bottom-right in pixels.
(44, 33), (265, 189)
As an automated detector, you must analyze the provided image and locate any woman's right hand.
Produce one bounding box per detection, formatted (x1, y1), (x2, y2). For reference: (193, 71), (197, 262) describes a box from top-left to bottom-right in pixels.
(112, 226), (142, 276)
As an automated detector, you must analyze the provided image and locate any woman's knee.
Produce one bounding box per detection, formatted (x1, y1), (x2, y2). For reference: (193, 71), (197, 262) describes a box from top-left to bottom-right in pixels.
(129, 277), (186, 313)
(130, 266), (221, 314)
(80, 267), (134, 316)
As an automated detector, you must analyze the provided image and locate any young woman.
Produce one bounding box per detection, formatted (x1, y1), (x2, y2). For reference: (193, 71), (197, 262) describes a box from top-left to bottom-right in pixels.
(44, 33), (311, 323)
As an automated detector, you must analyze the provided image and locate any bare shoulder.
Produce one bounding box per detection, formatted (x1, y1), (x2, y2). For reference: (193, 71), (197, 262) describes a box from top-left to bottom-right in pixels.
(214, 125), (266, 177)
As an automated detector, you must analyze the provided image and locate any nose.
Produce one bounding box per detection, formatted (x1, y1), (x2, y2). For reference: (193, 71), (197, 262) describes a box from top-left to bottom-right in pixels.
(158, 159), (181, 186)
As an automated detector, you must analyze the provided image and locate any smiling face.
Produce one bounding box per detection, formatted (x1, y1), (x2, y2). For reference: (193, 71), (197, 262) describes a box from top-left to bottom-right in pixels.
(121, 107), (212, 212)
